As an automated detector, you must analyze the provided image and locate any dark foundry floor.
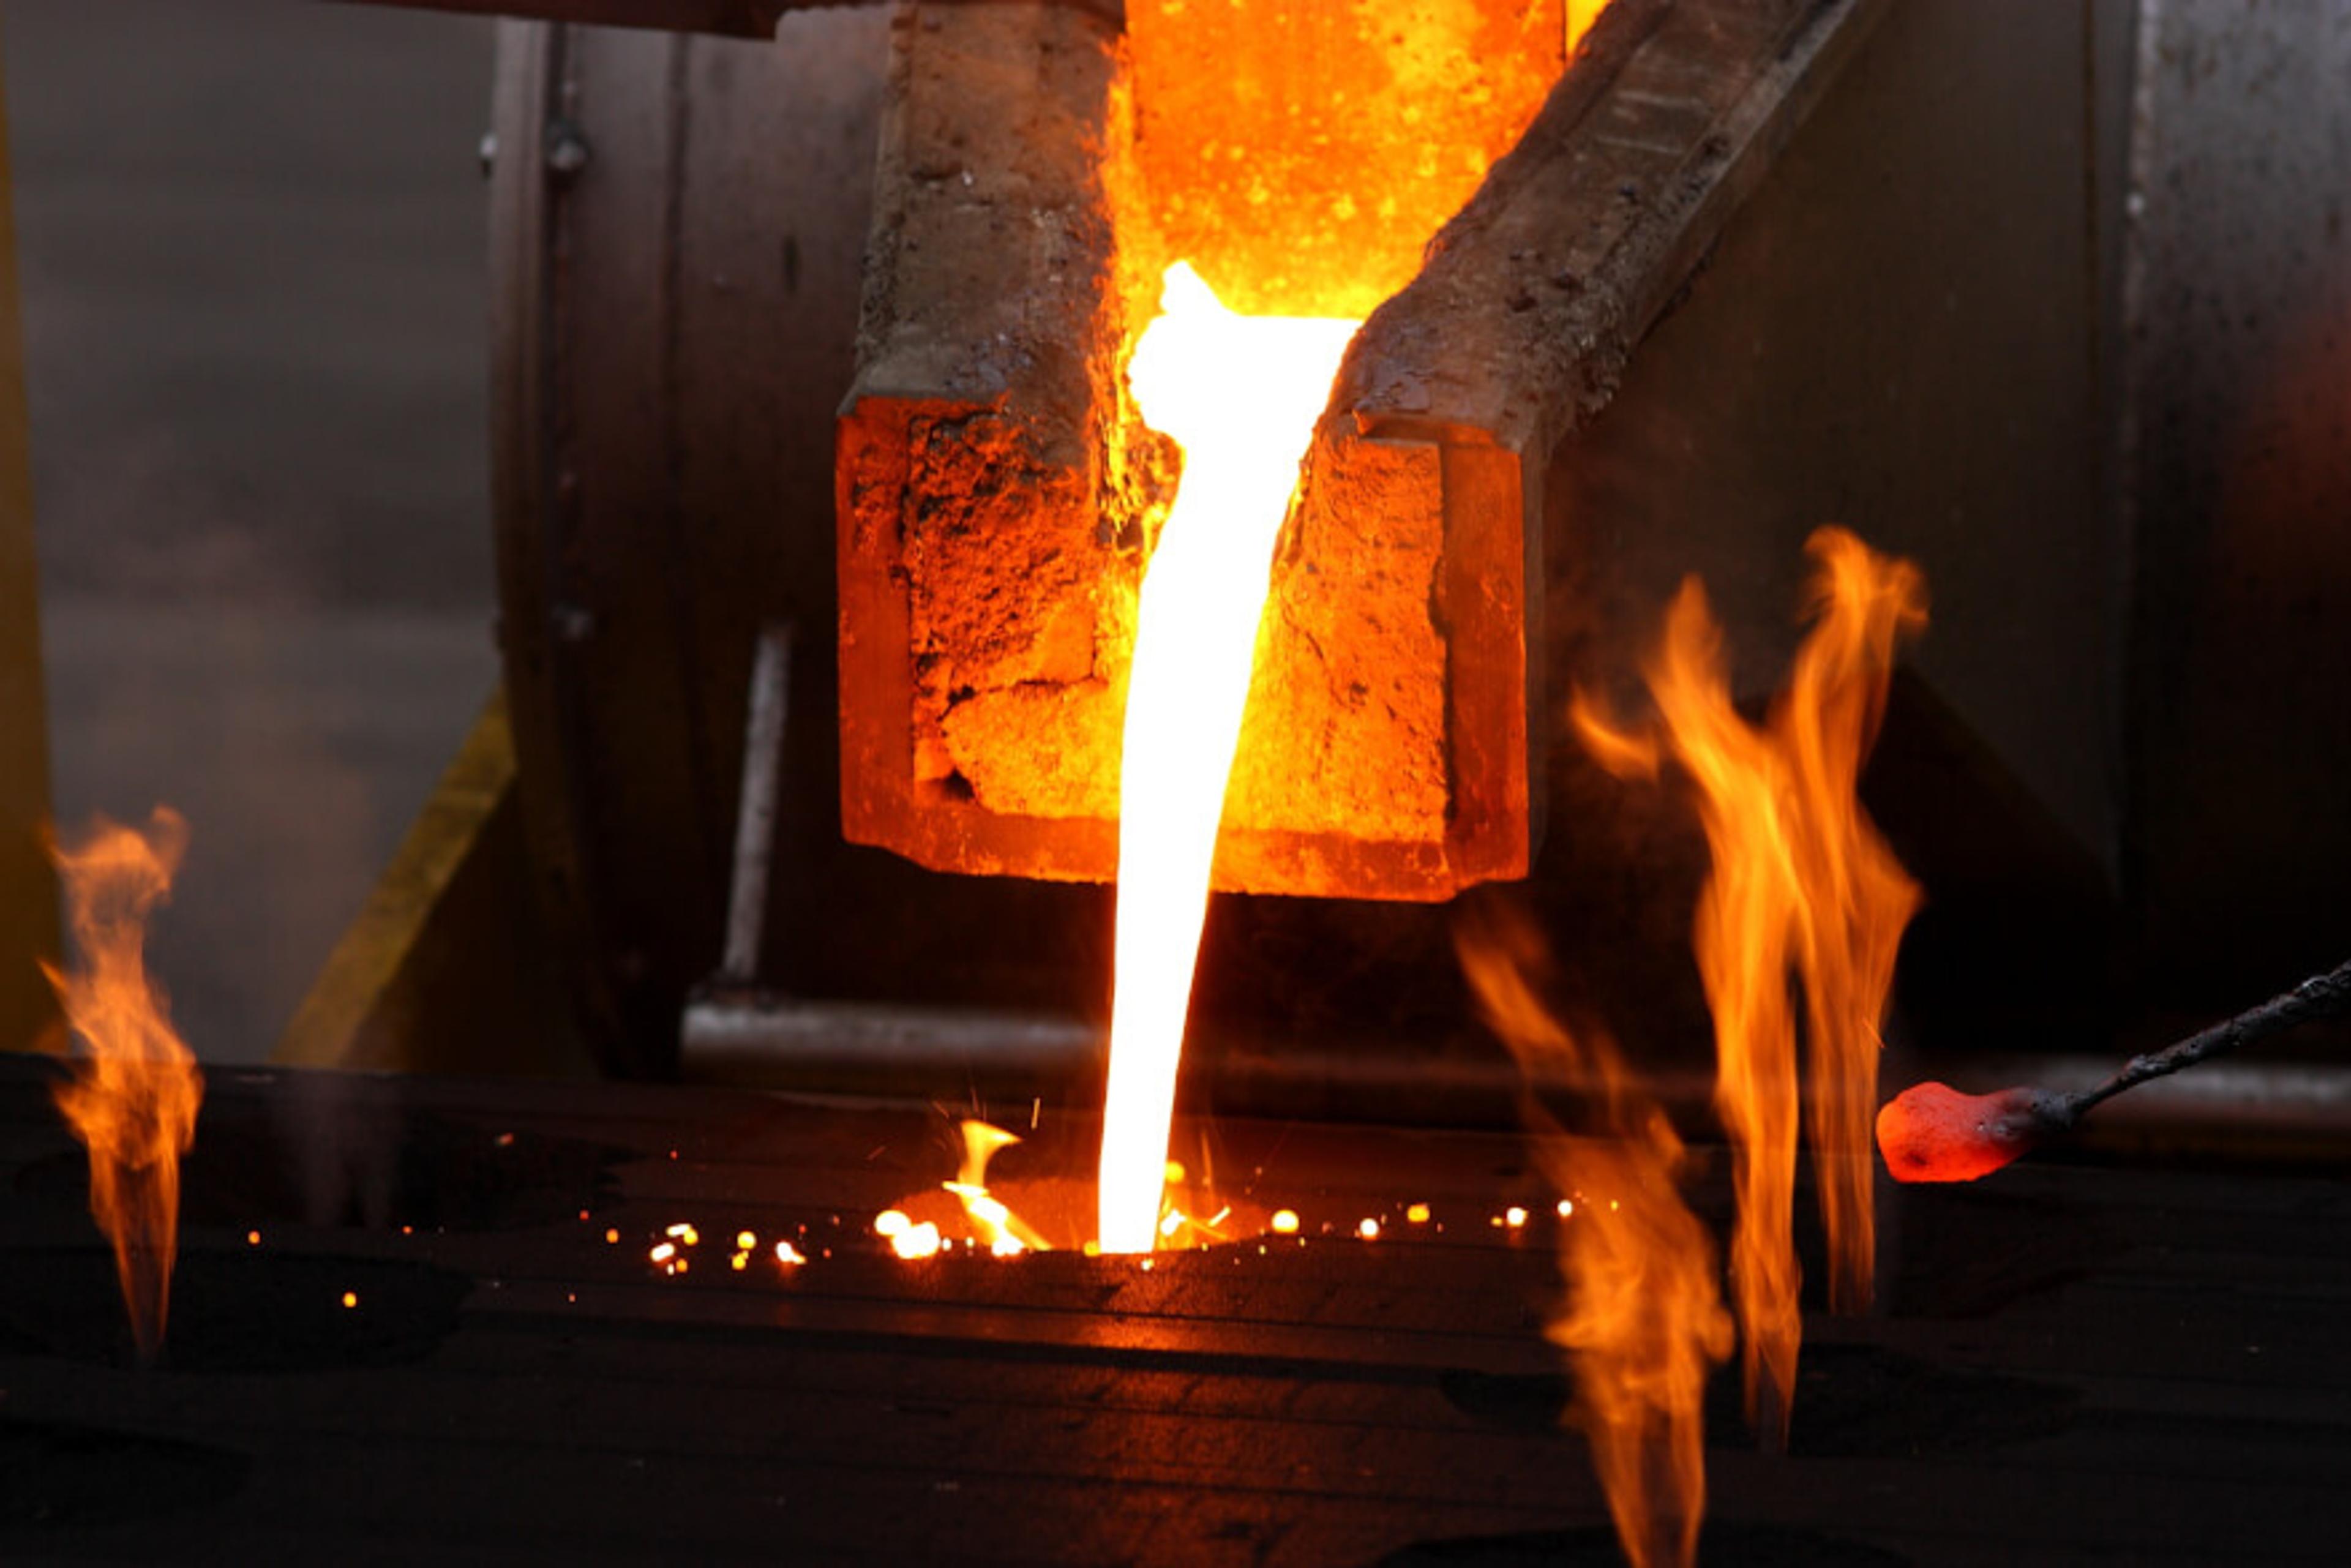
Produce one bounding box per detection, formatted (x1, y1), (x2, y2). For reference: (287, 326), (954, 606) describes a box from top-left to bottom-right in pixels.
(0, 1056), (2344, 1565)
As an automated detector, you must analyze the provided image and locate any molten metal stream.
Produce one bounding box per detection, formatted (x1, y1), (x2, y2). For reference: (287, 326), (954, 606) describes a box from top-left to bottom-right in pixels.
(1096, 264), (1358, 1254)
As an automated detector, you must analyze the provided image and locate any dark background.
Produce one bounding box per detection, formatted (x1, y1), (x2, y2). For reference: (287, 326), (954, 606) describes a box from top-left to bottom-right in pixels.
(9, 0), (496, 1063)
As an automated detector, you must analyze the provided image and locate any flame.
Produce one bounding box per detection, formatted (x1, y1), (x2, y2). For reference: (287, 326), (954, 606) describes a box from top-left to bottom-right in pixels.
(945, 1119), (1050, 1255)
(42, 809), (204, 1360)
(1457, 901), (1731, 1568)
(1585, 527), (1923, 1440)
(1094, 264), (1359, 1253)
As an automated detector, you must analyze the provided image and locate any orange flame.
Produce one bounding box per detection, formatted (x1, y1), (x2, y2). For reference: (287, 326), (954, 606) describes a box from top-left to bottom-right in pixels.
(1457, 901), (1731, 1568)
(1583, 527), (1923, 1441)
(42, 809), (204, 1360)
(945, 1119), (1051, 1256)
(1095, 264), (1358, 1253)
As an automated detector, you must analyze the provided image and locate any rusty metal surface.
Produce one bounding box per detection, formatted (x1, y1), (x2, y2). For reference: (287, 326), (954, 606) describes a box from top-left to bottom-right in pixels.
(836, 1), (1143, 888)
(1, 1056), (2347, 1559)
(1330, 0), (1886, 457)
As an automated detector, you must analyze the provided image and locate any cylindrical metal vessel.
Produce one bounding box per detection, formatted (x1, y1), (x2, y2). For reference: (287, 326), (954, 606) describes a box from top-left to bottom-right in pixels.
(487, 11), (890, 1075)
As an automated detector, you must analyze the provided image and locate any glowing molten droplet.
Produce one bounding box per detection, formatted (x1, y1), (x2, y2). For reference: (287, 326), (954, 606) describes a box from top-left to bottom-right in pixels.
(1096, 264), (1360, 1255)
(1269, 1209), (1300, 1236)
(649, 1242), (676, 1265)
(340, 1291), (359, 1310)
(43, 810), (204, 1362)
(874, 1210), (911, 1240)
(1875, 1081), (2060, 1184)
(891, 1222), (942, 1261)
(246, 1230), (261, 1247)
(1357, 1218), (1381, 1241)
(774, 1241), (807, 1267)
(735, 1231), (757, 1251)
(1504, 1206), (1529, 1229)
(1405, 1203), (1431, 1225)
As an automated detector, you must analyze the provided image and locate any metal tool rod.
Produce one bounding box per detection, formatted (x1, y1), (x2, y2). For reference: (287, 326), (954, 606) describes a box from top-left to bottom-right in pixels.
(682, 996), (1103, 1089)
(2064, 956), (2351, 1119)
(720, 625), (792, 985)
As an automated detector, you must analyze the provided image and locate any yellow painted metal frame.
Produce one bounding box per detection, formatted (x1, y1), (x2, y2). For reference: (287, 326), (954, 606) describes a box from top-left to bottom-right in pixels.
(276, 690), (587, 1077)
